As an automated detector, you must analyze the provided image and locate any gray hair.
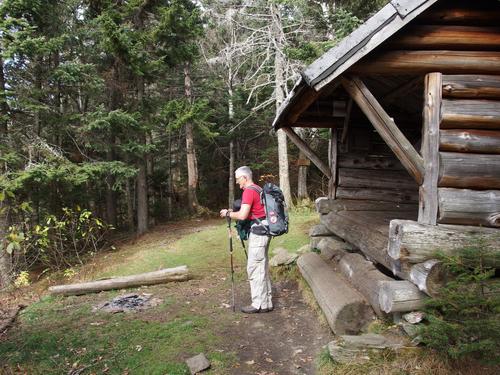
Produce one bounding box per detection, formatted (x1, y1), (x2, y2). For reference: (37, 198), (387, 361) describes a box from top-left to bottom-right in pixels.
(235, 166), (252, 179)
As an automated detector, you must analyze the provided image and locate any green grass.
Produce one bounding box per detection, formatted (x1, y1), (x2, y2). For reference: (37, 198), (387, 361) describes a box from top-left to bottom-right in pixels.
(0, 210), (316, 374)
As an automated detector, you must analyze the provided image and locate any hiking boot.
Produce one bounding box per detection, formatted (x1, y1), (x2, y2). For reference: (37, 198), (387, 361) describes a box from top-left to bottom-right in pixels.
(240, 305), (273, 314)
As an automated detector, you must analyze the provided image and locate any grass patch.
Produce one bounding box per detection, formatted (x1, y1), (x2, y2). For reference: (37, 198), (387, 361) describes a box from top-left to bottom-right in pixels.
(0, 211), (316, 374)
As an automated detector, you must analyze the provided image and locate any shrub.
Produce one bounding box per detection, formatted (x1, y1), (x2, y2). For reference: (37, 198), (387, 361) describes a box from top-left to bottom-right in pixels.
(7, 206), (113, 272)
(418, 242), (500, 363)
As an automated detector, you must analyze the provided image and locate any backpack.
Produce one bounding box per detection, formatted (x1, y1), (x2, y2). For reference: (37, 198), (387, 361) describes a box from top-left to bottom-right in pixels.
(259, 183), (289, 237)
(233, 183), (289, 239)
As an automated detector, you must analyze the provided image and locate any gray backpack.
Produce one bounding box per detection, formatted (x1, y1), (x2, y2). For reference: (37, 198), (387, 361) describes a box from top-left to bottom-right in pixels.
(257, 183), (289, 237)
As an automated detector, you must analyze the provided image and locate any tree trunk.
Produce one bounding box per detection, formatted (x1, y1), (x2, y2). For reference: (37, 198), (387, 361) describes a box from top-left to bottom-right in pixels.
(136, 159), (148, 235)
(0, 52), (8, 135)
(125, 178), (135, 230)
(105, 147), (117, 228)
(297, 148), (309, 200)
(0, 199), (12, 288)
(272, 3), (292, 206)
(184, 63), (199, 212)
(228, 82), (235, 207)
(228, 139), (235, 207)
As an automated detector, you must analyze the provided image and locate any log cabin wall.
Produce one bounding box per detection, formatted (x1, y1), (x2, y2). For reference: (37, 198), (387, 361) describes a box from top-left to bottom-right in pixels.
(336, 121), (420, 205)
(437, 75), (500, 228)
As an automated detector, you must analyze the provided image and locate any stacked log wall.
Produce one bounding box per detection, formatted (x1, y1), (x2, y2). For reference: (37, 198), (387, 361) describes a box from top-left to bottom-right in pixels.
(336, 153), (419, 204)
(438, 74), (500, 228)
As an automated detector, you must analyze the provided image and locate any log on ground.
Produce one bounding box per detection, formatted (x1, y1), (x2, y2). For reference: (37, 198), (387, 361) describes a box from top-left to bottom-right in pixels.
(338, 253), (394, 317)
(297, 253), (375, 335)
(388, 219), (500, 264)
(49, 266), (190, 296)
(410, 260), (448, 297)
(378, 281), (428, 313)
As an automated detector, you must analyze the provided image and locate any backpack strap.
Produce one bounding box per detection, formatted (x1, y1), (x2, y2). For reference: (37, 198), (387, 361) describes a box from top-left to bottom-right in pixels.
(244, 184), (264, 221)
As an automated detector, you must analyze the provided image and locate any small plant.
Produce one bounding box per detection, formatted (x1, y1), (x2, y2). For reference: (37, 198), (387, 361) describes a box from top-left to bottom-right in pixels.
(14, 271), (30, 287)
(418, 242), (500, 363)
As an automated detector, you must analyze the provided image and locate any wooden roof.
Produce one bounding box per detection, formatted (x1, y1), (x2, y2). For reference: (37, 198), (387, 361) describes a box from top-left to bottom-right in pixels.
(273, 0), (439, 130)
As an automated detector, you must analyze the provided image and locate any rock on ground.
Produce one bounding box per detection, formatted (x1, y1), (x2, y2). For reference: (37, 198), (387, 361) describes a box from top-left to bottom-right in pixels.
(270, 247), (299, 267)
(186, 353), (211, 374)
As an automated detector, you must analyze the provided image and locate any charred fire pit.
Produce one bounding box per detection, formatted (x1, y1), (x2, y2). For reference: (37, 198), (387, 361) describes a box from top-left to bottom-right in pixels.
(93, 293), (161, 313)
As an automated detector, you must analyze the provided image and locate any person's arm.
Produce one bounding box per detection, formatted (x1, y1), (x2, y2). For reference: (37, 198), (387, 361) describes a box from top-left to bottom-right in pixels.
(220, 204), (250, 221)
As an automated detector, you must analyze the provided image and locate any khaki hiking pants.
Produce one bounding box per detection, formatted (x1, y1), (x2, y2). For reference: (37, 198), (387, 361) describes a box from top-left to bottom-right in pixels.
(247, 232), (272, 310)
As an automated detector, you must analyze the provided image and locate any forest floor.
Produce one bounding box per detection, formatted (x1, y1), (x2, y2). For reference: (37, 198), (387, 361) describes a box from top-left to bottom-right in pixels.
(0, 212), (335, 374)
(1, 212), (499, 375)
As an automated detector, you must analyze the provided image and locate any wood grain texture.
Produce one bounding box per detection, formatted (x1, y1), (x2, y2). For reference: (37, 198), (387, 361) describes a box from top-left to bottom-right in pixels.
(442, 75), (500, 99)
(297, 253), (375, 334)
(439, 152), (500, 189)
(336, 187), (418, 204)
(350, 51), (500, 76)
(438, 188), (500, 227)
(440, 129), (500, 154)
(378, 281), (427, 313)
(338, 168), (416, 190)
(419, 72), (441, 225)
(387, 26), (500, 50)
(441, 99), (500, 129)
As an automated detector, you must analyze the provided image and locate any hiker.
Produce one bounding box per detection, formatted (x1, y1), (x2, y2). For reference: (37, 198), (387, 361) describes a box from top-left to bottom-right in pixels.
(219, 166), (273, 314)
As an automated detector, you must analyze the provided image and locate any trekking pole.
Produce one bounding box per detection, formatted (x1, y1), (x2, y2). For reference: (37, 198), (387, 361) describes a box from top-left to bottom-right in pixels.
(226, 215), (236, 312)
(239, 238), (248, 259)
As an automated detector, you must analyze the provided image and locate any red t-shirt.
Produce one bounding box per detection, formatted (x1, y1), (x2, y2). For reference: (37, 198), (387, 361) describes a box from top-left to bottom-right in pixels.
(241, 184), (266, 220)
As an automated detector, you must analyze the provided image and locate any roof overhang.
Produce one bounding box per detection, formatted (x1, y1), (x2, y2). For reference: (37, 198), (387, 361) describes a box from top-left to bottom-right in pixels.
(273, 0), (439, 130)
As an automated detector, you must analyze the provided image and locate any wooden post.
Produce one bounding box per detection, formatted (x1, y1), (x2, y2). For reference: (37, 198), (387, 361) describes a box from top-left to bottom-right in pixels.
(341, 76), (424, 184)
(281, 126), (332, 178)
(419, 72), (442, 225)
(329, 128), (338, 199)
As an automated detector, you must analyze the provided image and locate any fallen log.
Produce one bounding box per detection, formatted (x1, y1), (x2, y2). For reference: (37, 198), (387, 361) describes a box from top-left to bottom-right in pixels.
(388, 220), (500, 265)
(378, 281), (428, 313)
(48, 266), (190, 296)
(409, 260), (447, 297)
(338, 253), (393, 317)
(297, 253), (375, 334)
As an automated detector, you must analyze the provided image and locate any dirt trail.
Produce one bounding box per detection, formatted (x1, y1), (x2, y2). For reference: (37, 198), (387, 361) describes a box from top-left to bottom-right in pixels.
(221, 279), (333, 375)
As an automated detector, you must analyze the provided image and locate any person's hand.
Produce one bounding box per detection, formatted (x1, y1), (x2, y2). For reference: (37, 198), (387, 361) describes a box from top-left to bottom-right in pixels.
(220, 209), (229, 218)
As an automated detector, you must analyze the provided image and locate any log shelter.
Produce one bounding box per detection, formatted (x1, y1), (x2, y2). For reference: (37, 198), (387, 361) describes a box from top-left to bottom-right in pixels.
(274, 0), (500, 331)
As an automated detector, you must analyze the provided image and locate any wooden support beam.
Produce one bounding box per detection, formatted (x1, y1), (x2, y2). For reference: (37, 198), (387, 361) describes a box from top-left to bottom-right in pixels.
(387, 26), (500, 51)
(442, 75), (500, 99)
(419, 72), (442, 225)
(350, 51), (500, 76)
(281, 126), (331, 178)
(286, 86), (321, 124)
(328, 128), (338, 198)
(341, 77), (424, 184)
